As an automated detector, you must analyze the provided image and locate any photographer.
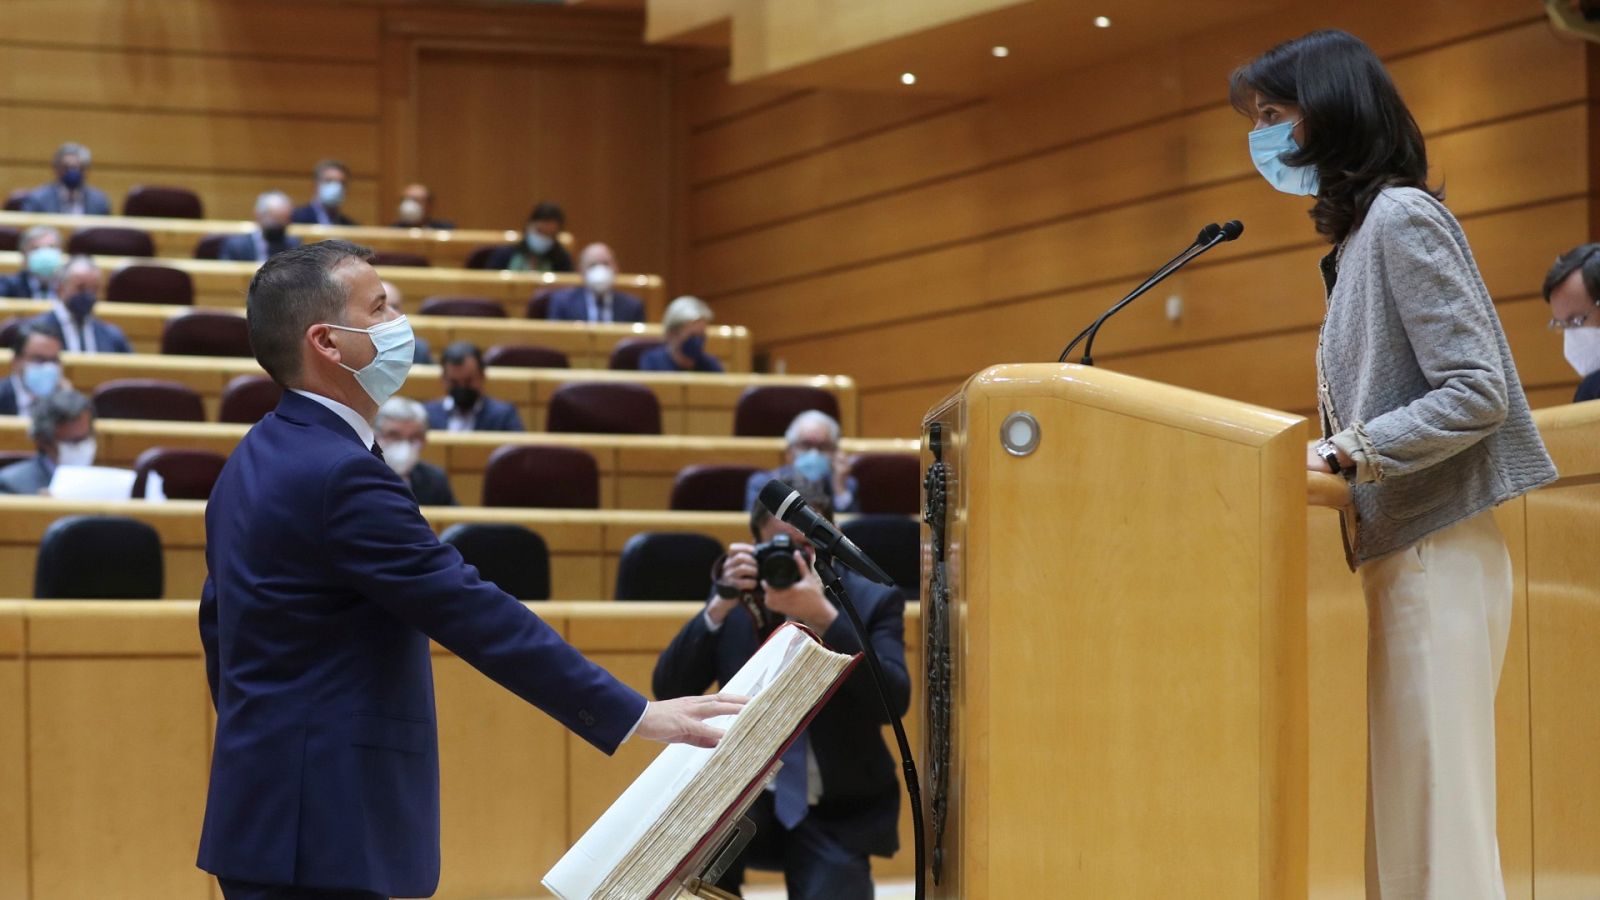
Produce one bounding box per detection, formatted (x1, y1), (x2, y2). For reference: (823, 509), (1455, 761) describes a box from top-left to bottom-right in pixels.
(652, 491), (909, 900)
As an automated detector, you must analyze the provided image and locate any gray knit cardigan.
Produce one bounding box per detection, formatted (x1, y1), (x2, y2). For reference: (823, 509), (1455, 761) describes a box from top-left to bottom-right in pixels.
(1317, 186), (1557, 566)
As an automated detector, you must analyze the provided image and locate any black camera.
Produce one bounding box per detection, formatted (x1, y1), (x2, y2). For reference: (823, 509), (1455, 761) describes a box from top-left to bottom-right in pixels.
(754, 533), (802, 589)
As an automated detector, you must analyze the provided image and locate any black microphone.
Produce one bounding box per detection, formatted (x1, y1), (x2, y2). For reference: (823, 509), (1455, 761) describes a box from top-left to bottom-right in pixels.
(1059, 219), (1245, 366)
(758, 479), (896, 586)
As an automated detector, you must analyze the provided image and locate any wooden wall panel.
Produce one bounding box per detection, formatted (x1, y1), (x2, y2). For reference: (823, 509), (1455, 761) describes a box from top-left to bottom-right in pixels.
(0, 0), (381, 60)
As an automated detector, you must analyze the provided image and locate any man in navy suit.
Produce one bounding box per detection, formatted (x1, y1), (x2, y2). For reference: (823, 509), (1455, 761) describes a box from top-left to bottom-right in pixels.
(0, 322), (66, 417)
(218, 191), (302, 263)
(289, 159), (358, 226)
(19, 142), (112, 215)
(544, 243), (645, 323)
(423, 342), (524, 432)
(0, 226), (64, 299)
(653, 494), (908, 900)
(23, 257), (131, 354)
(198, 240), (743, 899)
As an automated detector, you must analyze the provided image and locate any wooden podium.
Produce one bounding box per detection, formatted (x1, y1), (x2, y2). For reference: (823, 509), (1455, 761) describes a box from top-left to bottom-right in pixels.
(919, 364), (1308, 897)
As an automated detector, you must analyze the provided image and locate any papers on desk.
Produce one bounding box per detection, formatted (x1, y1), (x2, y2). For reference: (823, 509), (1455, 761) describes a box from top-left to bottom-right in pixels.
(47, 465), (163, 501)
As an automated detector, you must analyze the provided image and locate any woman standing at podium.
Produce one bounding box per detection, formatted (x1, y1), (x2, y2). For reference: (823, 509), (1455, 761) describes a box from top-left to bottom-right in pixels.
(1232, 30), (1556, 900)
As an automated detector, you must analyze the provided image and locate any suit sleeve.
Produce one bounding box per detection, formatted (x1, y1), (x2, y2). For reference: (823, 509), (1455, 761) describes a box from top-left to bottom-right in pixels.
(1576, 371), (1600, 404)
(105, 324), (132, 353)
(652, 608), (724, 701)
(199, 574), (219, 707)
(818, 584), (910, 722)
(323, 451), (646, 753)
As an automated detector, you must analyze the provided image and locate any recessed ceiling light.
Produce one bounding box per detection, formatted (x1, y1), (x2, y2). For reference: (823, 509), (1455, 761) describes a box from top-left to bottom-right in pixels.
(900, 72), (917, 85)
(991, 46), (1010, 58)
(1093, 16), (1112, 28)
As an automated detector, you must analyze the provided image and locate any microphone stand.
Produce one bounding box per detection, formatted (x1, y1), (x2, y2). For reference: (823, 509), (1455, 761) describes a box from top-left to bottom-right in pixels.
(811, 554), (926, 900)
(1076, 229), (1230, 366)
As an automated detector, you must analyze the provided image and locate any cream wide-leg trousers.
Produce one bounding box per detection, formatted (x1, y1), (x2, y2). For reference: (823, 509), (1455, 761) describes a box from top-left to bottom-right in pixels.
(1359, 509), (1511, 900)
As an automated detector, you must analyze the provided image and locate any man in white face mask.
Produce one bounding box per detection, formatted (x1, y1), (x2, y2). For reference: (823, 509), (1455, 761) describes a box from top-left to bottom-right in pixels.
(0, 388), (95, 495)
(545, 242), (646, 323)
(1542, 243), (1600, 402)
(289, 158), (357, 226)
(199, 240), (743, 900)
(390, 183), (453, 231)
(375, 396), (455, 505)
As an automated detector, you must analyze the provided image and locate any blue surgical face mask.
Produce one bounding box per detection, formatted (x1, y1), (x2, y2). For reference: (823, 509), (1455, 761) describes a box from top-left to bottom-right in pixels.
(26, 246), (63, 281)
(65, 291), (96, 321)
(525, 230), (554, 254)
(318, 180), (345, 207)
(23, 361), (60, 397)
(793, 448), (831, 483)
(60, 168), (84, 190)
(1248, 120), (1319, 196)
(681, 335), (706, 357)
(327, 315), (415, 406)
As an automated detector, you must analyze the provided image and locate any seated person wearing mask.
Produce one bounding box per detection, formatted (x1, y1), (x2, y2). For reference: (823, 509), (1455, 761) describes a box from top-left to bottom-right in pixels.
(219, 191), (301, 262)
(424, 341), (525, 432)
(20, 142), (111, 215)
(0, 389), (97, 495)
(392, 183), (454, 230)
(485, 202), (573, 273)
(381, 280), (433, 364)
(546, 243), (645, 323)
(653, 489), (908, 900)
(745, 410), (858, 514)
(639, 295), (724, 373)
(0, 226), (65, 298)
(23, 256), (131, 354)
(0, 322), (67, 416)
(376, 397), (457, 506)
(290, 159), (357, 226)
(1544, 243), (1600, 402)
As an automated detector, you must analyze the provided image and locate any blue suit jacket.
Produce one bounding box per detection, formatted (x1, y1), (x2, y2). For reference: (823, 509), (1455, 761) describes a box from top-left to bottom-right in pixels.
(197, 391), (644, 895)
(23, 311), (131, 353)
(544, 286), (645, 324)
(652, 565), (908, 857)
(423, 396), (524, 432)
(1576, 370), (1600, 404)
(21, 183), (111, 215)
(0, 270), (53, 299)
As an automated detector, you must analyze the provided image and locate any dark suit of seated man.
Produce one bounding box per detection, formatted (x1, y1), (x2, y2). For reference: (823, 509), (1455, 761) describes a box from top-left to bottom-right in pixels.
(653, 495), (909, 900)
(24, 256), (132, 354)
(219, 191), (303, 263)
(21, 142), (111, 215)
(0, 389), (97, 496)
(198, 240), (744, 899)
(0, 225), (65, 299)
(422, 341), (525, 433)
(375, 396), (457, 506)
(544, 242), (645, 323)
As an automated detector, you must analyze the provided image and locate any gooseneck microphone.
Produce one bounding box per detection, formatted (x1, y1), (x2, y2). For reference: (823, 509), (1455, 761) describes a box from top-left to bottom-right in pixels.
(1058, 219), (1244, 366)
(758, 479), (896, 586)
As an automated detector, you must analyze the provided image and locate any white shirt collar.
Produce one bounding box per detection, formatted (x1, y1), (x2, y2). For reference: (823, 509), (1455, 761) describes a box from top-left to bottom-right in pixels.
(290, 389), (375, 449)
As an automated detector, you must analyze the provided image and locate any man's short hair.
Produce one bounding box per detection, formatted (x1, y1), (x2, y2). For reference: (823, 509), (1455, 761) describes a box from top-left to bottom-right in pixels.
(748, 482), (833, 538)
(53, 142), (91, 167)
(255, 190), (292, 215)
(784, 410), (842, 448)
(57, 254), (99, 284)
(663, 295), (713, 336)
(12, 320), (63, 355)
(19, 225), (60, 253)
(1544, 244), (1600, 304)
(376, 396), (428, 430)
(528, 202), (564, 226)
(246, 240), (374, 386)
(313, 159), (349, 180)
(29, 389), (90, 447)
(440, 341), (484, 370)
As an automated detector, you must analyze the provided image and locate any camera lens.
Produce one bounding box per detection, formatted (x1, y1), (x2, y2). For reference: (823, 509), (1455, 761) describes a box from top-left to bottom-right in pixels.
(755, 533), (801, 589)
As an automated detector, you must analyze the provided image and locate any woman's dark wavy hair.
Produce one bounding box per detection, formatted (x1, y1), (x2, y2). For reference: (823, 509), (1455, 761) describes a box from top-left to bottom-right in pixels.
(1229, 30), (1439, 245)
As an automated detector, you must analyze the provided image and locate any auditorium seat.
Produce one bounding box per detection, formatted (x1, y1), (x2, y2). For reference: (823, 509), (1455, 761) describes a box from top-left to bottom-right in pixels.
(107, 264), (195, 306)
(608, 338), (661, 371)
(34, 515), (164, 599)
(851, 452), (922, 515)
(546, 382), (662, 435)
(525, 289), (554, 319)
(0, 226), (18, 252)
(67, 227), (156, 257)
(217, 374), (283, 424)
(613, 532), (724, 601)
(839, 514), (920, 599)
(160, 311), (252, 357)
(192, 233), (229, 260)
(481, 445), (599, 509)
(371, 251), (430, 267)
(483, 344), (569, 368)
(3, 190), (27, 212)
(464, 245), (499, 269)
(131, 448), (227, 500)
(93, 379), (206, 422)
(733, 386), (842, 437)
(123, 186), (204, 220)
(419, 296), (505, 318)
(669, 464), (762, 512)
(439, 522), (551, 601)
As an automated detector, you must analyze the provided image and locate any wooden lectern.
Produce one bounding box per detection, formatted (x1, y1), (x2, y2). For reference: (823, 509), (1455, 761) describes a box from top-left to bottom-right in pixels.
(919, 364), (1308, 897)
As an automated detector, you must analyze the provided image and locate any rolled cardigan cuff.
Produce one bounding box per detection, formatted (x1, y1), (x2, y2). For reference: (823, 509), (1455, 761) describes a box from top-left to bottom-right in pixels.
(1330, 425), (1382, 484)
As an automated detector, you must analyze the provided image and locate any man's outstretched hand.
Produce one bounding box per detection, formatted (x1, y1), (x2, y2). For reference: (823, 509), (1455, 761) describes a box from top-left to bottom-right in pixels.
(636, 693), (750, 748)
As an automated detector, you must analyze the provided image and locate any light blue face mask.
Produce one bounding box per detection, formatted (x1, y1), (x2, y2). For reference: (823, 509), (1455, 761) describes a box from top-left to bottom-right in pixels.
(318, 180), (345, 207)
(26, 246), (63, 281)
(525, 230), (554, 254)
(23, 361), (60, 397)
(327, 315), (415, 406)
(793, 448), (831, 483)
(1248, 120), (1319, 196)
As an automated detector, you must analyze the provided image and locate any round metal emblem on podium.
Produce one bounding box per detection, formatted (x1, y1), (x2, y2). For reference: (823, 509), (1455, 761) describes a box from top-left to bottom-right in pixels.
(999, 412), (1040, 456)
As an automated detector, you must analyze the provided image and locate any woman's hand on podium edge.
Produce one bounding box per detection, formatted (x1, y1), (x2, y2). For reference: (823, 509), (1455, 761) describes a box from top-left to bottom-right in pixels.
(1307, 471), (1352, 510)
(636, 693), (751, 748)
